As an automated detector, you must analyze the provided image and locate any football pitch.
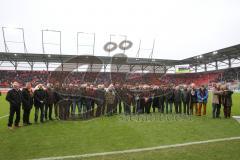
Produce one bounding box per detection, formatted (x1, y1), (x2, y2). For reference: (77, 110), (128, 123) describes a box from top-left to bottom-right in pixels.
(0, 93), (240, 160)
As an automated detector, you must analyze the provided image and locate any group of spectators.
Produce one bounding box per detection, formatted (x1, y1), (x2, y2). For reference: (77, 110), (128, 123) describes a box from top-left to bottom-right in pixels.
(5, 80), (234, 129)
(1, 67), (240, 88)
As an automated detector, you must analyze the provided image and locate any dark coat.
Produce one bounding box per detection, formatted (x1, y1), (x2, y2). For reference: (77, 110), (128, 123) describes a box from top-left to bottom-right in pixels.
(190, 89), (198, 103)
(95, 88), (105, 105)
(152, 89), (159, 107)
(6, 89), (22, 107)
(21, 88), (33, 109)
(181, 89), (190, 103)
(173, 89), (182, 103)
(165, 88), (174, 103)
(46, 88), (55, 105)
(34, 89), (46, 106)
(222, 90), (233, 107)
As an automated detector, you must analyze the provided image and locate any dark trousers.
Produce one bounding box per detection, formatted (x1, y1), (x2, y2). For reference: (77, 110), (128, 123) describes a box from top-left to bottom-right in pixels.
(183, 102), (190, 115)
(145, 102), (151, 114)
(23, 108), (31, 124)
(166, 101), (173, 114)
(153, 105), (160, 113)
(90, 100), (95, 117)
(135, 100), (141, 113)
(190, 103), (197, 115)
(8, 105), (21, 127)
(117, 99), (122, 114)
(139, 100), (145, 114)
(124, 103), (131, 114)
(223, 105), (231, 118)
(159, 100), (165, 113)
(84, 99), (92, 119)
(132, 102), (136, 114)
(212, 103), (221, 118)
(35, 104), (44, 122)
(107, 103), (114, 116)
(96, 102), (104, 117)
(174, 102), (182, 114)
(45, 103), (53, 120)
(59, 100), (71, 120)
(54, 102), (59, 118)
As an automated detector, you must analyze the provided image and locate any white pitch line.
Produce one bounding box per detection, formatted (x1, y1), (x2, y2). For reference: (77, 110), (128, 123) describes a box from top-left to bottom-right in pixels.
(32, 136), (240, 160)
(0, 114), (9, 119)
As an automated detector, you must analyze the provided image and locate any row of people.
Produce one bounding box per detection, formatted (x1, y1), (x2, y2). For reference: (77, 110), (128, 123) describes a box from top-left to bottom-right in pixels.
(5, 81), (233, 129)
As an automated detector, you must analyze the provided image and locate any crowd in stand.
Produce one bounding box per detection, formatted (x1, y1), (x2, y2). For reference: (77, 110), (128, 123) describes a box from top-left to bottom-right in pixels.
(1, 67), (237, 88)
(5, 79), (234, 129)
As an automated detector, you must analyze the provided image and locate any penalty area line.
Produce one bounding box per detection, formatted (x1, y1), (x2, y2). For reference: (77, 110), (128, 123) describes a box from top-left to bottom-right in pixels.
(32, 136), (240, 160)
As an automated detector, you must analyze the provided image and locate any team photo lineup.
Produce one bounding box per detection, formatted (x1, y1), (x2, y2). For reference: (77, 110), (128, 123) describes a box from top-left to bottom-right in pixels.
(1, 0), (240, 160)
(5, 72), (234, 128)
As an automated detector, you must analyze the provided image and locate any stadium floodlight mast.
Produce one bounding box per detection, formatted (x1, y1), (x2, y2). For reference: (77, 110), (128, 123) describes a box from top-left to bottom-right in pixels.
(2, 27), (27, 53)
(41, 29), (62, 55)
(76, 32), (95, 56)
(136, 39), (155, 59)
(41, 29), (62, 71)
(1, 26), (30, 70)
(149, 39), (155, 60)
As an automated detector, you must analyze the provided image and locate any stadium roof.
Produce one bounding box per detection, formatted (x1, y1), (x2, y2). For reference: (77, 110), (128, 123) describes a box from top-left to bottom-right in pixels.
(180, 44), (240, 66)
(1, 43), (240, 74)
(1, 44), (240, 67)
(0, 52), (179, 66)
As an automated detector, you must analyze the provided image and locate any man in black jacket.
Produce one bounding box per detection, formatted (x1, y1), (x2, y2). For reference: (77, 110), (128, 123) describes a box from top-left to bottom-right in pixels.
(6, 82), (22, 129)
(21, 82), (34, 125)
(53, 84), (61, 120)
(165, 86), (174, 114)
(34, 84), (46, 123)
(181, 85), (190, 115)
(95, 85), (105, 117)
(174, 86), (182, 114)
(45, 84), (54, 120)
(158, 86), (165, 113)
(190, 83), (198, 115)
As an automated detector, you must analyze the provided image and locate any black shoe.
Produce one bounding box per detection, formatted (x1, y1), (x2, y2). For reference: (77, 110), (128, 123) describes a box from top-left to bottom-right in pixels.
(14, 125), (21, 128)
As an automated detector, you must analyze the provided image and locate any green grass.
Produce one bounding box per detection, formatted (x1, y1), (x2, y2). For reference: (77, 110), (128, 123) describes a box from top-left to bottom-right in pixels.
(0, 93), (240, 160)
(79, 140), (240, 160)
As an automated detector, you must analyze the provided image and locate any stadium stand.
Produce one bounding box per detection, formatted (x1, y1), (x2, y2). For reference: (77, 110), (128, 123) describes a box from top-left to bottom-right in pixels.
(1, 67), (238, 88)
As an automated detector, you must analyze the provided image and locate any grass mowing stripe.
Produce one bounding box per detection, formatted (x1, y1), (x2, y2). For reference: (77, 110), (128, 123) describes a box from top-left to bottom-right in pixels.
(32, 136), (240, 160)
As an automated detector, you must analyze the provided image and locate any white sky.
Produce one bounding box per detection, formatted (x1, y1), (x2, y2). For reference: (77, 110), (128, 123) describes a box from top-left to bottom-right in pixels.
(0, 0), (240, 60)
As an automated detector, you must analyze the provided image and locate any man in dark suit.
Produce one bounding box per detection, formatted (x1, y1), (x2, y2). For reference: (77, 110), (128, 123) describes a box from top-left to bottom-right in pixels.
(95, 84), (105, 117)
(165, 86), (174, 114)
(45, 84), (54, 120)
(6, 82), (22, 129)
(34, 84), (46, 123)
(174, 86), (182, 114)
(181, 85), (190, 115)
(21, 82), (34, 125)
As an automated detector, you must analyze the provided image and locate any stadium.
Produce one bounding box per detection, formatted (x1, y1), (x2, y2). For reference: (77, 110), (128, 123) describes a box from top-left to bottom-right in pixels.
(0, 0), (240, 160)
